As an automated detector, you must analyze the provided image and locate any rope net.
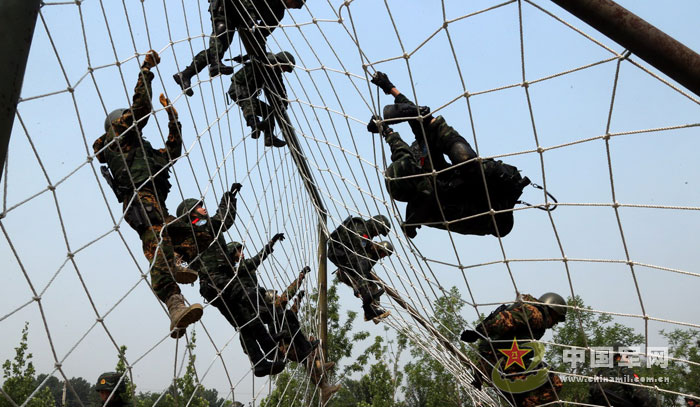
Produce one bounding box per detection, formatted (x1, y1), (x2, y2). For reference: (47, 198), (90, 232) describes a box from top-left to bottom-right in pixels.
(2, 0), (699, 406)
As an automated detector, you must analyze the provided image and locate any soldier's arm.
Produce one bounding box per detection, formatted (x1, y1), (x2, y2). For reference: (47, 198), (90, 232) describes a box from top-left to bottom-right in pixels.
(120, 51), (160, 132)
(92, 135), (108, 163)
(157, 94), (183, 161)
(210, 183), (241, 231)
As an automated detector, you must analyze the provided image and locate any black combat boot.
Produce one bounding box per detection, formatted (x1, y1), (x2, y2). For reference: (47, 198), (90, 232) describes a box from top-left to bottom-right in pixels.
(173, 64), (198, 97)
(447, 141), (477, 166)
(208, 60), (234, 77)
(292, 338), (320, 362)
(245, 116), (262, 139)
(382, 103), (430, 123)
(363, 303), (390, 324)
(263, 128), (287, 148)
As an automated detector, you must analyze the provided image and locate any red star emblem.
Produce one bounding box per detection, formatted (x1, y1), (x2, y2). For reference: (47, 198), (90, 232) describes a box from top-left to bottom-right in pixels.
(498, 338), (532, 369)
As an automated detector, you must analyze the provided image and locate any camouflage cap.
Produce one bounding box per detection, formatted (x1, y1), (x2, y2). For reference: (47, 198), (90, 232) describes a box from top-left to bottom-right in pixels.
(95, 372), (124, 392)
(226, 241), (243, 254)
(104, 109), (126, 132)
(176, 198), (203, 217)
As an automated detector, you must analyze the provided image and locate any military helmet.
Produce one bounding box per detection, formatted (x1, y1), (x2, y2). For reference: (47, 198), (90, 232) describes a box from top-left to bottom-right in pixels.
(538, 292), (567, 319)
(273, 51), (296, 70)
(226, 241), (243, 255)
(376, 240), (394, 257)
(104, 109), (126, 132)
(369, 214), (391, 236)
(176, 198), (203, 217)
(95, 372), (125, 392)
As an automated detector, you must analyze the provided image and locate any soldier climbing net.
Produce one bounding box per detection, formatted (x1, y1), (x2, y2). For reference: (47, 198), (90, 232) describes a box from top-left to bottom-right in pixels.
(2, 0), (699, 406)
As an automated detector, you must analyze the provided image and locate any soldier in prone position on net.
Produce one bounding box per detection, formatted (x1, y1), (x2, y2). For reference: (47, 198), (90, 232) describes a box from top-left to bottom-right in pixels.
(173, 0), (305, 97)
(93, 50), (202, 339)
(460, 292), (568, 407)
(327, 215), (394, 323)
(227, 51), (296, 148)
(588, 344), (659, 407)
(369, 71), (532, 239)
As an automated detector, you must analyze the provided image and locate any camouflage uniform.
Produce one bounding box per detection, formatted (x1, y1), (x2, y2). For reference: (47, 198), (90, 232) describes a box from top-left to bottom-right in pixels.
(228, 56), (287, 130)
(93, 67), (183, 303)
(223, 244), (317, 362)
(382, 130), (433, 203)
(327, 217), (385, 305)
(393, 93), (476, 172)
(589, 362), (658, 407)
(474, 294), (563, 407)
(187, 0), (285, 74)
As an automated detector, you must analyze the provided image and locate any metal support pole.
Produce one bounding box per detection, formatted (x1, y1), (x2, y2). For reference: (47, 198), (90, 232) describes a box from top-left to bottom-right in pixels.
(317, 219), (328, 358)
(0, 0), (41, 183)
(549, 0), (700, 97)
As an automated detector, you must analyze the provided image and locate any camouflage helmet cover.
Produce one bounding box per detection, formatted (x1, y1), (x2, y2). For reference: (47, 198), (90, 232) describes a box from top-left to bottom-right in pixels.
(104, 109), (126, 132)
(95, 372), (124, 392)
(538, 292), (567, 319)
(176, 198), (203, 217)
(369, 214), (391, 236)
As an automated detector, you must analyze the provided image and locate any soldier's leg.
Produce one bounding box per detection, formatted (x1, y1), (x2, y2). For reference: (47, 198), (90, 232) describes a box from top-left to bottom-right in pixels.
(206, 13), (236, 76)
(130, 190), (202, 337)
(426, 117), (477, 166)
(513, 373), (563, 407)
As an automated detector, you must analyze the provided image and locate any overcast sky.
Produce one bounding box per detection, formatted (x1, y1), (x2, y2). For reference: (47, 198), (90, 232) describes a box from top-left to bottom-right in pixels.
(1, 0), (699, 405)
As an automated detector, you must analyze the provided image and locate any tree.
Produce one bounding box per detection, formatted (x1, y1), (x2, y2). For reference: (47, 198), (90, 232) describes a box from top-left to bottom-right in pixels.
(400, 287), (470, 407)
(545, 295), (645, 403)
(644, 328), (700, 406)
(1, 323), (56, 407)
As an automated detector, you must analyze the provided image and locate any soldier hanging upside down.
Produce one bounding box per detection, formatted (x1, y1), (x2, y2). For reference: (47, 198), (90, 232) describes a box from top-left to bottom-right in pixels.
(93, 50), (202, 339)
(369, 71), (533, 239)
(460, 293), (568, 407)
(173, 0), (305, 96)
(227, 51), (296, 148)
(327, 215), (394, 324)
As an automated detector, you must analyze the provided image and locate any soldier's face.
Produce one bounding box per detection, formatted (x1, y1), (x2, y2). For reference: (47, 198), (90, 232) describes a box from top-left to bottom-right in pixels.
(285, 0), (303, 9)
(193, 205), (208, 217)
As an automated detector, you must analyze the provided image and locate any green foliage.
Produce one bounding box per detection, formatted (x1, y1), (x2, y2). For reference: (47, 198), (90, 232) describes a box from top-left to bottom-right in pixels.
(401, 287), (469, 407)
(1, 323), (56, 407)
(644, 329), (700, 406)
(545, 295), (645, 403)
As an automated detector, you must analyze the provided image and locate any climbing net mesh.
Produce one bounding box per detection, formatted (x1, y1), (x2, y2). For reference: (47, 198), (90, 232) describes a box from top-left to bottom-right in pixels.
(2, 0), (699, 406)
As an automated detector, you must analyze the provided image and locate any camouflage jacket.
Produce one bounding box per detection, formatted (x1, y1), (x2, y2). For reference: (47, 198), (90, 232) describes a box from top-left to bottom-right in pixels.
(230, 58), (287, 104)
(476, 295), (556, 354)
(230, 246), (272, 290)
(328, 216), (380, 263)
(93, 68), (182, 194)
(168, 193), (238, 278)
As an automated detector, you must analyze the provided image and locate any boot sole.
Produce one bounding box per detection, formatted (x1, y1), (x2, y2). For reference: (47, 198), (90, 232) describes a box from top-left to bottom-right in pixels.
(174, 304), (204, 329)
(365, 310), (391, 324)
(174, 270), (198, 284)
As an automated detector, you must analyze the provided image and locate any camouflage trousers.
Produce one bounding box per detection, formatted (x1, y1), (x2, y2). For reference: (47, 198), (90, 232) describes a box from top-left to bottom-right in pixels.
(384, 131), (432, 202)
(329, 250), (381, 304)
(477, 355), (563, 407)
(123, 189), (180, 303)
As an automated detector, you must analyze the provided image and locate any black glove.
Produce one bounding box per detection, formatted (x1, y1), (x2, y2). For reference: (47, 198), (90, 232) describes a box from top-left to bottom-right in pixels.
(371, 71), (395, 95)
(230, 182), (243, 196)
(300, 266), (310, 276)
(367, 115), (382, 133)
(232, 54), (248, 63)
(460, 329), (480, 343)
(271, 233), (285, 243)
